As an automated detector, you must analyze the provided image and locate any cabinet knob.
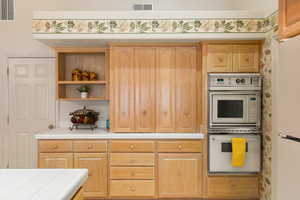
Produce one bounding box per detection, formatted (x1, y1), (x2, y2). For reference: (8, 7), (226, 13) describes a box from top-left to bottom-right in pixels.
(178, 145), (183, 150)
(130, 186), (136, 192)
(88, 144), (93, 149)
(131, 172), (135, 177)
(142, 110), (147, 115)
(130, 144), (135, 150)
(53, 145), (58, 149)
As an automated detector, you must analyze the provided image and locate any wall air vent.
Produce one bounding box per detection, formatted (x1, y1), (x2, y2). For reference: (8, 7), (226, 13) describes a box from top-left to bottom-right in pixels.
(1, 0), (14, 20)
(133, 4), (153, 11)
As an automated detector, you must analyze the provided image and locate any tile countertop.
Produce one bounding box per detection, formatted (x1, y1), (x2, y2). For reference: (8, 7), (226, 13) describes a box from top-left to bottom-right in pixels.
(35, 128), (205, 140)
(0, 169), (88, 200)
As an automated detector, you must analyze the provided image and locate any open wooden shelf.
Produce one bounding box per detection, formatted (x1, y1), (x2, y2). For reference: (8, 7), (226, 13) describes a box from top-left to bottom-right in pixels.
(56, 47), (109, 101)
(60, 97), (108, 101)
(58, 81), (107, 85)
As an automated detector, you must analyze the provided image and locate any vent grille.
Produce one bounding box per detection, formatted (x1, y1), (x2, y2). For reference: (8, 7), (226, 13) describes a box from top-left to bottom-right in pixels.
(1, 0), (14, 20)
(133, 4), (153, 11)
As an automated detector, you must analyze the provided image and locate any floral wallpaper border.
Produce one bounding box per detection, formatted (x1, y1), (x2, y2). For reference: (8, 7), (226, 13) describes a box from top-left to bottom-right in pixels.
(32, 11), (278, 34)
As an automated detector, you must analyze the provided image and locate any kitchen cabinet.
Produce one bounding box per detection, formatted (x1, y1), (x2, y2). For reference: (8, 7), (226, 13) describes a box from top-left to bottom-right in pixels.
(134, 48), (156, 132)
(279, 0), (300, 39)
(110, 47), (135, 132)
(158, 153), (203, 198)
(39, 153), (73, 168)
(175, 47), (197, 132)
(110, 44), (199, 132)
(207, 176), (259, 199)
(74, 153), (108, 198)
(155, 48), (176, 132)
(204, 42), (260, 73)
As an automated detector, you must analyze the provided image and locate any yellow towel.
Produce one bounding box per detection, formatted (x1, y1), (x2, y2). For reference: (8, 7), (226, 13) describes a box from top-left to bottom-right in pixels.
(232, 138), (247, 167)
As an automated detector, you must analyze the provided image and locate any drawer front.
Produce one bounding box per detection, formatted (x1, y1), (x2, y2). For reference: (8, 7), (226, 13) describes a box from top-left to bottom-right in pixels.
(110, 153), (155, 166)
(39, 140), (73, 153)
(110, 140), (155, 152)
(110, 167), (155, 180)
(207, 176), (259, 199)
(157, 140), (202, 153)
(110, 180), (155, 197)
(73, 140), (107, 152)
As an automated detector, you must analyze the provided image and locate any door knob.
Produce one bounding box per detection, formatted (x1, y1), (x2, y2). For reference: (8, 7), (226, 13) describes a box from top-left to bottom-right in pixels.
(48, 124), (54, 130)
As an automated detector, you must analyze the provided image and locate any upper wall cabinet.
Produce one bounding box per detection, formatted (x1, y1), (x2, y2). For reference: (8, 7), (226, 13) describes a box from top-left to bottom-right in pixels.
(110, 45), (199, 133)
(279, 0), (300, 39)
(204, 43), (260, 73)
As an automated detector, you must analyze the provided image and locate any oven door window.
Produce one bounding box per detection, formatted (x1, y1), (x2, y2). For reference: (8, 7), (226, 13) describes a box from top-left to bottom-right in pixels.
(211, 94), (248, 123)
(218, 100), (243, 118)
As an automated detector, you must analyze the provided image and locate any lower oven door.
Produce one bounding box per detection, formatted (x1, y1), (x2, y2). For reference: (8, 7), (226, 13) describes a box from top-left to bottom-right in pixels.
(209, 134), (261, 174)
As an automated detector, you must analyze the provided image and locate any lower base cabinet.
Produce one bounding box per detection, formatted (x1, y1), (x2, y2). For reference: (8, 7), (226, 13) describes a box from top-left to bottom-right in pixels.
(110, 180), (156, 198)
(207, 176), (259, 199)
(74, 153), (108, 198)
(158, 153), (203, 198)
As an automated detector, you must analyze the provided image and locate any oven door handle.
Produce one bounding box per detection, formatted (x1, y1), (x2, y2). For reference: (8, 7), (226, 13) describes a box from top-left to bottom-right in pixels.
(279, 133), (300, 143)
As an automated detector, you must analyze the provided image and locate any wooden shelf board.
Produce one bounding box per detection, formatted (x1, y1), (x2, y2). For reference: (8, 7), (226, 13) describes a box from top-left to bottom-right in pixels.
(58, 81), (107, 85)
(59, 97), (108, 101)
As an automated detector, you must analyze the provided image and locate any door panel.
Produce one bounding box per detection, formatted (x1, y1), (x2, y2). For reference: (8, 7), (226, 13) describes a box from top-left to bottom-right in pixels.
(275, 38), (300, 200)
(74, 153), (107, 198)
(233, 45), (259, 72)
(279, 0), (300, 39)
(175, 47), (197, 132)
(156, 48), (176, 132)
(134, 48), (156, 132)
(158, 153), (203, 197)
(207, 45), (233, 72)
(8, 58), (55, 168)
(110, 48), (135, 132)
(0, 63), (8, 168)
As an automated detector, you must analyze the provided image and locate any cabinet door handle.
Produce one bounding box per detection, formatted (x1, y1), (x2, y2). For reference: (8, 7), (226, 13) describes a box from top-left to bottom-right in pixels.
(279, 133), (300, 143)
(130, 144), (135, 150)
(178, 145), (183, 150)
(53, 145), (58, 149)
(88, 144), (93, 149)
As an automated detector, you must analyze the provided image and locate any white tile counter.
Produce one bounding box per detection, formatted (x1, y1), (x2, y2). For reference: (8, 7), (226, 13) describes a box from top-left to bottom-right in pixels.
(35, 128), (205, 140)
(0, 169), (88, 200)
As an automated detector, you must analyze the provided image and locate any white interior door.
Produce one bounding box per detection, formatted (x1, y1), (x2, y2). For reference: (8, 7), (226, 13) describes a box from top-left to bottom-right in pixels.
(0, 63), (9, 168)
(274, 36), (300, 200)
(8, 58), (55, 168)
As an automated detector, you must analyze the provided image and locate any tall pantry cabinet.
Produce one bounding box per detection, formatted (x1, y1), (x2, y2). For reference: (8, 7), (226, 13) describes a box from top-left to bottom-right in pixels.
(110, 44), (199, 133)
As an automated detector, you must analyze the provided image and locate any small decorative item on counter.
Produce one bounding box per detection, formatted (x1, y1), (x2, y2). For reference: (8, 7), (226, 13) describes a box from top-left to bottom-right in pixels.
(106, 119), (110, 130)
(72, 68), (82, 81)
(81, 71), (90, 81)
(77, 85), (90, 99)
(89, 72), (97, 81)
(69, 106), (99, 130)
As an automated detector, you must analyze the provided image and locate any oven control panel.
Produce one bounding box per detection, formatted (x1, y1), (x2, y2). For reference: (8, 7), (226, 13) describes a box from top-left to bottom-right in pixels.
(209, 73), (262, 91)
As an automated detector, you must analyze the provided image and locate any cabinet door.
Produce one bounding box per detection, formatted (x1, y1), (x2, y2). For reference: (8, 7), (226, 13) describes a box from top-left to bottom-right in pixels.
(233, 45), (260, 72)
(110, 47), (135, 132)
(74, 153), (108, 198)
(134, 48), (156, 132)
(279, 0), (300, 39)
(175, 47), (197, 132)
(158, 153), (203, 198)
(39, 153), (73, 168)
(156, 48), (176, 132)
(206, 45), (233, 72)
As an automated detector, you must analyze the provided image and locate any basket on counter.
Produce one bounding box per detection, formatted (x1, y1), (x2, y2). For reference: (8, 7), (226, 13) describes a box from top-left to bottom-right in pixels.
(69, 106), (99, 130)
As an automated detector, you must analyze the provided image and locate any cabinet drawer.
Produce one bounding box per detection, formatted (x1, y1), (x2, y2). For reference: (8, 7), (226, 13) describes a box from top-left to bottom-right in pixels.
(39, 140), (73, 153)
(110, 180), (155, 197)
(110, 153), (155, 166)
(157, 140), (202, 153)
(73, 140), (107, 152)
(207, 176), (259, 199)
(110, 167), (155, 180)
(110, 140), (155, 152)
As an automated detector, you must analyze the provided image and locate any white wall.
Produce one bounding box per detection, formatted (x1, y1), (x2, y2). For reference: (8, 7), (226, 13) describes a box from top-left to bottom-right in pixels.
(232, 0), (278, 13)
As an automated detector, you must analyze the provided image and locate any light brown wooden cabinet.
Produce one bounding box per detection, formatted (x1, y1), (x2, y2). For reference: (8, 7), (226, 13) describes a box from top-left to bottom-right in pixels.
(39, 153), (73, 168)
(110, 47), (135, 132)
(158, 153), (203, 198)
(74, 153), (108, 198)
(204, 43), (260, 73)
(279, 0), (300, 39)
(110, 44), (198, 132)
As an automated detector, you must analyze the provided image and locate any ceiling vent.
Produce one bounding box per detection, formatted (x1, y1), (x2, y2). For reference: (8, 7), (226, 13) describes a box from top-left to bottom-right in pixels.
(133, 4), (153, 11)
